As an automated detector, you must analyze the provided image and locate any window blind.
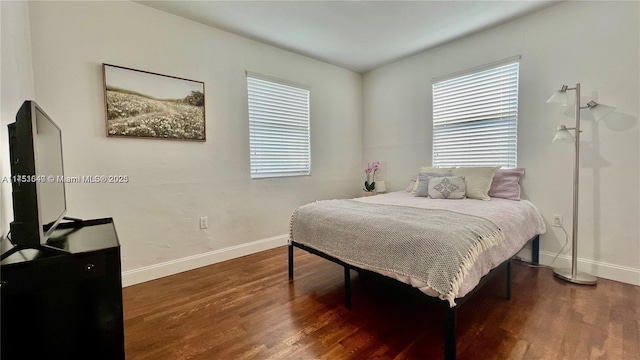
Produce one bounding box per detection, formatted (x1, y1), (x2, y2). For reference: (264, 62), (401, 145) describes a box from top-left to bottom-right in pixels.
(247, 74), (310, 179)
(432, 61), (519, 168)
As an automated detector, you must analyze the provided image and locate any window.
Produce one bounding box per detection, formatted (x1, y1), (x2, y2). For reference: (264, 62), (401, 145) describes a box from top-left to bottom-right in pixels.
(432, 59), (519, 168)
(247, 73), (310, 179)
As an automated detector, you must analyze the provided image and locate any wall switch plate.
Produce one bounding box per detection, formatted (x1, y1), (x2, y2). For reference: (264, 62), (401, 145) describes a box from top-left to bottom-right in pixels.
(200, 217), (208, 229)
(552, 214), (563, 227)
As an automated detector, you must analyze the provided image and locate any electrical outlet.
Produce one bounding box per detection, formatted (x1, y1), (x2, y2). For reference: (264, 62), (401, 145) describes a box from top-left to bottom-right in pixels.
(199, 217), (208, 229)
(552, 214), (563, 227)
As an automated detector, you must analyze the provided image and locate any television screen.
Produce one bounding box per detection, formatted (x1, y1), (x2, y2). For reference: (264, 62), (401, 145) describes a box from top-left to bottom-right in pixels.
(7, 101), (67, 248)
(34, 106), (67, 235)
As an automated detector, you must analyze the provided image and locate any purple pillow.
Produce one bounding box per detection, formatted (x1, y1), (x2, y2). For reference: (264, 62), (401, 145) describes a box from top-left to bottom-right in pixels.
(489, 168), (525, 200)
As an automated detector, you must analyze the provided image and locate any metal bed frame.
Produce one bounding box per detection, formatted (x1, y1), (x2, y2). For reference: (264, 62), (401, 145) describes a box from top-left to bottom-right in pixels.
(288, 235), (540, 360)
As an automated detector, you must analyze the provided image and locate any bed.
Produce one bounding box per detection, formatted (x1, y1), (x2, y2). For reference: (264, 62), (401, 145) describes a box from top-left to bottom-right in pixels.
(287, 191), (545, 359)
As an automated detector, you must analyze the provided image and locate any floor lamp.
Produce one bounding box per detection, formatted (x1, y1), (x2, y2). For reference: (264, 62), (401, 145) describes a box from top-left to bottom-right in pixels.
(547, 83), (615, 285)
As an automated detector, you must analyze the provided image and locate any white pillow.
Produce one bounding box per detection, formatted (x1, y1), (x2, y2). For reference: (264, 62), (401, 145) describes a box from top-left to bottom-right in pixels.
(451, 167), (499, 200)
(411, 167), (454, 193)
(405, 174), (417, 192)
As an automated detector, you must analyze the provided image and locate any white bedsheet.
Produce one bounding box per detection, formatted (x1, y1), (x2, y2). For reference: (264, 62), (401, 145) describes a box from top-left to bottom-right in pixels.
(351, 191), (546, 298)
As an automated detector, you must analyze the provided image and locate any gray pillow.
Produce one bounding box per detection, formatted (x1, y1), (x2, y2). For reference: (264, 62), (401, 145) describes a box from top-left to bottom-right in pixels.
(414, 172), (452, 197)
(428, 176), (466, 199)
(411, 167), (453, 193)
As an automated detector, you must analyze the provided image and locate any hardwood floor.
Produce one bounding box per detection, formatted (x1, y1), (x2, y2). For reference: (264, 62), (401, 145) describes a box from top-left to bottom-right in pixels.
(123, 247), (640, 360)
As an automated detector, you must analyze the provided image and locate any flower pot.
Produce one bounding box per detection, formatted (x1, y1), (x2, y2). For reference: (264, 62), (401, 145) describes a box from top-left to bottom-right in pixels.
(364, 191), (375, 197)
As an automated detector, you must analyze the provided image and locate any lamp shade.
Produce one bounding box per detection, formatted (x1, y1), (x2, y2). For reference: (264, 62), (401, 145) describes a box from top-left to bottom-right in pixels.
(588, 103), (616, 121)
(553, 125), (574, 143)
(547, 90), (569, 106)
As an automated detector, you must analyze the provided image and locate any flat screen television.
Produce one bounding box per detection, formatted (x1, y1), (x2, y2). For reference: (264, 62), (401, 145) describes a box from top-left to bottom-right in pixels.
(7, 100), (67, 251)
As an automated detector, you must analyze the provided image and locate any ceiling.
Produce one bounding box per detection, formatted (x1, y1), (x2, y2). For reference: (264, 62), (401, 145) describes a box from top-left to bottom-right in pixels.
(137, 1), (560, 73)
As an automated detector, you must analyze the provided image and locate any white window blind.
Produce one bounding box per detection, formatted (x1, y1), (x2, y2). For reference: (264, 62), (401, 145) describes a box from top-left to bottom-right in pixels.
(247, 73), (310, 179)
(432, 60), (519, 168)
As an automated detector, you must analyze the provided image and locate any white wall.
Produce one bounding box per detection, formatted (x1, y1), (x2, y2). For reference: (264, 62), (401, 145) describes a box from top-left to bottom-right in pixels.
(0, 1), (36, 236)
(363, 1), (640, 284)
(26, 1), (363, 277)
(8, 1), (639, 285)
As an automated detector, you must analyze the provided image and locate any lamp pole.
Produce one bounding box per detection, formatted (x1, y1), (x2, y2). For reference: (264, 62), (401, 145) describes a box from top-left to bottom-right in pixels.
(572, 83), (581, 279)
(553, 83), (597, 285)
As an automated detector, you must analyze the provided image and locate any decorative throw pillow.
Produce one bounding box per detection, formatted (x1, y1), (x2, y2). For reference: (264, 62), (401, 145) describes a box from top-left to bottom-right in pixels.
(489, 168), (525, 200)
(428, 176), (466, 199)
(452, 167), (499, 201)
(411, 167), (454, 193)
(414, 172), (454, 197)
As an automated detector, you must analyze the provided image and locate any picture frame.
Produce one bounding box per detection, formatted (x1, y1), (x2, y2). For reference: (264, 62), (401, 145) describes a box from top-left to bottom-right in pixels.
(102, 64), (206, 141)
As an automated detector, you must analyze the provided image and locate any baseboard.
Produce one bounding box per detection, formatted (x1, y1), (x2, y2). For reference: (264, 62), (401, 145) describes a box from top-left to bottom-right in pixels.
(121, 234), (288, 287)
(518, 248), (640, 286)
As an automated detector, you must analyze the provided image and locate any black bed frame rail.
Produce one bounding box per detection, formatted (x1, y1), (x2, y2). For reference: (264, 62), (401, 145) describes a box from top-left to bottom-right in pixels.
(288, 235), (540, 360)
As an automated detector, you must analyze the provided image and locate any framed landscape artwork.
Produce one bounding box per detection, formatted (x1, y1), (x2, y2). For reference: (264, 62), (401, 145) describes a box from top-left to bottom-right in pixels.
(102, 64), (206, 141)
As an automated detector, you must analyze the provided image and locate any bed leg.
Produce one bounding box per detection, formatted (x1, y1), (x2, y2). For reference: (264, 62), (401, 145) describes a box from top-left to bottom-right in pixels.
(444, 306), (457, 360)
(506, 259), (512, 300)
(288, 244), (294, 280)
(344, 266), (352, 309)
(531, 235), (540, 265)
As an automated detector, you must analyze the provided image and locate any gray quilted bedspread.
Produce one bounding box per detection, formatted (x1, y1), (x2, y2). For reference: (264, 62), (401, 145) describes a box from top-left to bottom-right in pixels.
(289, 199), (504, 306)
